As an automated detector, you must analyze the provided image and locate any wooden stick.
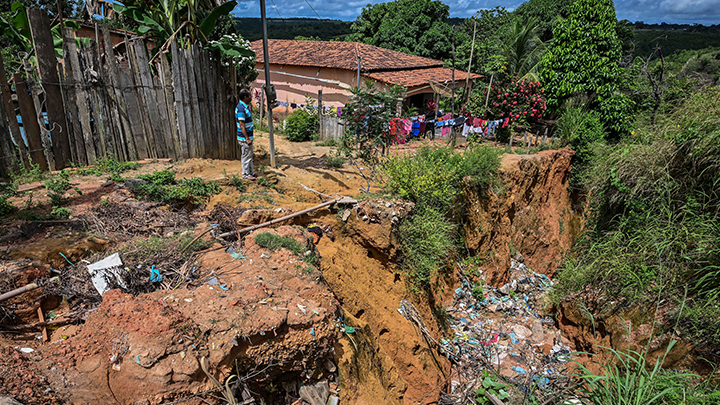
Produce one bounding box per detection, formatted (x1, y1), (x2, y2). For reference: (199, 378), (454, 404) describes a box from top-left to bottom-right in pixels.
(2, 314), (79, 331)
(37, 307), (48, 343)
(217, 198), (340, 239)
(0, 277), (58, 303)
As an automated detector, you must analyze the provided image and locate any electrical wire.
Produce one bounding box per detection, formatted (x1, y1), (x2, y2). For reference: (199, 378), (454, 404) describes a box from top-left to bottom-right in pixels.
(268, 0), (283, 19)
(303, 0), (322, 20)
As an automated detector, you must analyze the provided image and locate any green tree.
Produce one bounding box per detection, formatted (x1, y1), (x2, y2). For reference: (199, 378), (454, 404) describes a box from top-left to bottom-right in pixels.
(349, 0), (453, 60)
(540, 0), (633, 136)
(500, 17), (545, 80)
(453, 7), (512, 74)
(511, 0), (575, 41)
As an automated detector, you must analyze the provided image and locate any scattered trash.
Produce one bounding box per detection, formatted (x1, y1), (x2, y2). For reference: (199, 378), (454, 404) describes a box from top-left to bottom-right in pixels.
(149, 265), (162, 283)
(310, 327), (316, 339)
(299, 380), (330, 405)
(260, 253), (271, 259)
(512, 366), (527, 375)
(343, 325), (355, 334)
(230, 252), (245, 260)
(206, 277), (218, 285)
(297, 303), (307, 314)
(19, 348), (34, 353)
(219, 284), (229, 291)
(87, 253), (126, 296)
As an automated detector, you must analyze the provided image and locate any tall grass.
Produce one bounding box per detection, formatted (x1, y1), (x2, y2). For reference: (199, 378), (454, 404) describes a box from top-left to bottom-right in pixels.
(553, 86), (720, 344)
(572, 342), (698, 405)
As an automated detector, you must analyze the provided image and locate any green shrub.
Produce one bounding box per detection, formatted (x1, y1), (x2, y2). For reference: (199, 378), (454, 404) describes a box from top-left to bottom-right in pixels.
(556, 107), (606, 161)
(285, 109), (318, 142)
(135, 170), (221, 204)
(384, 145), (500, 213)
(227, 172), (246, 192)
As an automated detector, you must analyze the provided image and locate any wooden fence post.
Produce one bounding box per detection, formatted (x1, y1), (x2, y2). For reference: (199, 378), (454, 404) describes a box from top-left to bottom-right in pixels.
(14, 74), (48, 171)
(22, 59), (55, 170)
(170, 41), (189, 159)
(318, 89), (323, 140)
(62, 27), (92, 166)
(159, 52), (180, 161)
(27, 7), (71, 169)
(0, 57), (29, 170)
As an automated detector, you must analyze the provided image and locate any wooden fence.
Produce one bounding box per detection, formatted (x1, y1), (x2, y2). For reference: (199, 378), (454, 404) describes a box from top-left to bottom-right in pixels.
(0, 8), (239, 176)
(319, 115), (345, 142)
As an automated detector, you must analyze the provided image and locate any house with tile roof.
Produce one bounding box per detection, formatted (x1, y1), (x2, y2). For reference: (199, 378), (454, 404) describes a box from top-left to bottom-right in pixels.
(249, 39), (481, 111)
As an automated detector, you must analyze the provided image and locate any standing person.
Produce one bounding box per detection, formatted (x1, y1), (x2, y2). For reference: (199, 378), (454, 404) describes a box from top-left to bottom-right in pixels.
(236, 89), (257, 180)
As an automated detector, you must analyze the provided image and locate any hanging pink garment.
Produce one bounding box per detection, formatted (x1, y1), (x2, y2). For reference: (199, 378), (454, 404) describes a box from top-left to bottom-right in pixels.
(402, 119), (412, 135)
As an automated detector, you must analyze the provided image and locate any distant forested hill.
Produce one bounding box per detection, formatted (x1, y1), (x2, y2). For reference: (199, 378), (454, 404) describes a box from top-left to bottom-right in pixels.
(630, 23), (720, 56)
(234, 18), (352, 41)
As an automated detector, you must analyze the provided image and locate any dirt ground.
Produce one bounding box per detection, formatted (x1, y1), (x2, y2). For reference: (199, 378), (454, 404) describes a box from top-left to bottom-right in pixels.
(0, 133), (676, 404)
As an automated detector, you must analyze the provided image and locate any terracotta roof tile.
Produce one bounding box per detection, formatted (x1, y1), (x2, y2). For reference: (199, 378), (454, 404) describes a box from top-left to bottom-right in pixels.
(365, 67), (483, 88)
(250, 39), (441, 71)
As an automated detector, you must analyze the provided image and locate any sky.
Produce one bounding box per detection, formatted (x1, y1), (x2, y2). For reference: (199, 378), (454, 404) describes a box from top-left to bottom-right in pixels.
(233, 0), (720, 25)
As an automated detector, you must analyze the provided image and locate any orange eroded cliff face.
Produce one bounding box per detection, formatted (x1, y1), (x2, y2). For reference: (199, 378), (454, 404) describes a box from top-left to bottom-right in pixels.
(464, 149), (580, 286)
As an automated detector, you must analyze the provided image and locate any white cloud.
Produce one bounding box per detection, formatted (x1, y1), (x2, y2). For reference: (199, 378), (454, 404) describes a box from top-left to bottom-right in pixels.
(233, 0), (720, 24)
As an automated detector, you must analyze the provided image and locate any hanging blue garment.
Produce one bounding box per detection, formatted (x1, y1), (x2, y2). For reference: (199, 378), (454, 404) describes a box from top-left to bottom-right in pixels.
(411, 122), (421, 137)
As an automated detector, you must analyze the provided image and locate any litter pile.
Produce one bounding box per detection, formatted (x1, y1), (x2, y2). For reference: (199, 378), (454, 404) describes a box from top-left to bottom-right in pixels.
(438, 259), (573, 403)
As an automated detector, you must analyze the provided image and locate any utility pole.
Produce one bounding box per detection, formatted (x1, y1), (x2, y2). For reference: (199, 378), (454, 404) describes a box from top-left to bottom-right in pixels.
(260, 0), (276, 168)
(465, 19), (477, 104)
(451, 25), (455, 116)
(357, 55), (361, 88)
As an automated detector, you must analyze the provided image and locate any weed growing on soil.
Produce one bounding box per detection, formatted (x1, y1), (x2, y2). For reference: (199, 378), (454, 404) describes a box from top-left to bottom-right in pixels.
(224, 170), (247, 192)
(571, 342), (704, 405)
(325, 151), (346, 168)
(238, 192), (274, 205)
(11, 162), (45, 184)
(45, 171), (71, 206)
(257, 176), (275, 189)
(75, 156), (140, 179)
(315, 139), (337, 147)
(135, 170), (221, 204)
(254, 232), (317, 265)
(0, 182), (17, 216)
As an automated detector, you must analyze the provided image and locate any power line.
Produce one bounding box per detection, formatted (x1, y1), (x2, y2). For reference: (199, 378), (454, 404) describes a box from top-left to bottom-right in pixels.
(268, 0), (283, 19)
(303, 0), (321, 20)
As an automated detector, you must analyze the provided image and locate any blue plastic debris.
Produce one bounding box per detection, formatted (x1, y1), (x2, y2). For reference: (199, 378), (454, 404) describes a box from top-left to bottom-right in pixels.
(230, 253), (245, 260)
(455, 287), (464, 295)
(534, 376), (550, 389)
(150, 265), (162, 283)
(136, 354), (141, 364)
(219, 284), (229, 291)
(509, 332), (519, 345)
(512, 366), (527, 375)
(59, 252), (74, 266)
(310, 327), (316, 339)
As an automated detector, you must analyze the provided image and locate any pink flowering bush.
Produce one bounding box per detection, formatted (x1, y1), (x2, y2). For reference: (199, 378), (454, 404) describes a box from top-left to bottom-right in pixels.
(469, 75), (547, 125)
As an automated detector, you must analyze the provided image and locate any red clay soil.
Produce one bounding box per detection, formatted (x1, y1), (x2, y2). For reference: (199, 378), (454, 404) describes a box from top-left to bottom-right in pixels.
(36, 225), (340, 405)
(0, 340), (64, 404)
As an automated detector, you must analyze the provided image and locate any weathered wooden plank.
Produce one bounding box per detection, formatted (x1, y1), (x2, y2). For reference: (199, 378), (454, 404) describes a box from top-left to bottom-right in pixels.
(153, 74), (175, 160)
(201, 49), (215, 159)
(59, 63), (83, 163)
(0, 75), (17, 175)
(21, 59), (54, 170)
(0, 57), (28, 170)
(101, 25), (134, 161)
(190, 45), (207, 158)
(27, 8), (71, 169)
(177, 47), (195, 158)
(14, 74), (48, 170)
(211, 56), (223, 159)
(63, 27), (94, 165)
(133, 41), (168, 158)
(0, 94), (16, 175)
(119, 67), (148, 159)
(185, 48), (202, 158)
(89, 35), (109, 158)
(170, 41), (188, 159)
(127, 38), (155, 158)
(160, 51), (181, 161)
